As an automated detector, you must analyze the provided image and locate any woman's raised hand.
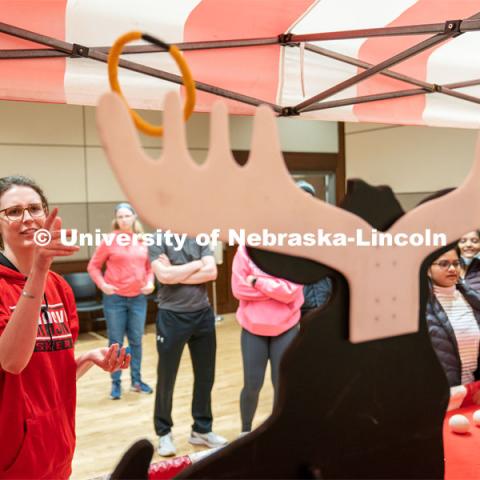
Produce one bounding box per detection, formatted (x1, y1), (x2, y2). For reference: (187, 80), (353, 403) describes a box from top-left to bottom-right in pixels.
(33, 208), (79, 272)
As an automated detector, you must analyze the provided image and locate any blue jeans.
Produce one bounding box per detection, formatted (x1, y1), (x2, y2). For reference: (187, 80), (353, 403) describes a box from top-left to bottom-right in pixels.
(103, 294), (147, 384)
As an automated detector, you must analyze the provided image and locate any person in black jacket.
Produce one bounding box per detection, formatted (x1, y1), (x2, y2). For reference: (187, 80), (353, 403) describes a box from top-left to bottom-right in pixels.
(457, 230), (480, 292)
(427, 248), (480, 387)
(296, 180), (333, 318)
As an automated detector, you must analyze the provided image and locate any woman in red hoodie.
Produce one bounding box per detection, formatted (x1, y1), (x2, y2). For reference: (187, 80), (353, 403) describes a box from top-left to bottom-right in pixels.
(0, 176), (130, 480)
(88, 203), (154, 400)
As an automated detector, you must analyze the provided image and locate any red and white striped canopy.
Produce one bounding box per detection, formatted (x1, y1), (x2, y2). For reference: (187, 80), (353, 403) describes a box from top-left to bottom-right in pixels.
(1, 0), (480, 127)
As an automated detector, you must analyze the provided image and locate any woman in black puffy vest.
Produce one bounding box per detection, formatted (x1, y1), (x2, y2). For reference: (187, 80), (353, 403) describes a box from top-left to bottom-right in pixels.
(427, 248), (480, 387)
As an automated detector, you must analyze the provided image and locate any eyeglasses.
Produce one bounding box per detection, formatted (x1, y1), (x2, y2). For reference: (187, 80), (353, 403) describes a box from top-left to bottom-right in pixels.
(0, 203), (46, 222)
(431, 260), (461, 270)
(459, 237), (479, 244)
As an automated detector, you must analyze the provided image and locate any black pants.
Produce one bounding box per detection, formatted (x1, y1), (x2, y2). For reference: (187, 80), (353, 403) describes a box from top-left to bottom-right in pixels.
(154, 306), (216, 436)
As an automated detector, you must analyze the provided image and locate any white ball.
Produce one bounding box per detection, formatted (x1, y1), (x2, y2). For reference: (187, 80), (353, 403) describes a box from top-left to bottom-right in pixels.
(449, 414), (471, 434)
(473, 410), (480, 426)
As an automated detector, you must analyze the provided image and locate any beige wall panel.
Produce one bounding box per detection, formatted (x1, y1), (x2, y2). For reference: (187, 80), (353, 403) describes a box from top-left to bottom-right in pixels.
(175, 112), (339, 153)
(85, 147), (128, 202)
(84, 106), (100, 146)
(395, 192), (432, 212)
(86, 107), (211, 149)
(345, 122), (395, 134)
(85, 105), (338, 153)
(85, 106), (164, 148)
(86, 146), (161, 202)
(87, 202), (117, 234)
(86, 202), (118, 258)
(0, 100), (84, 145)
(346, 125), (477, 193)
(229, 115), (338, 153)
(51, 203), (90, 262)
(0, 146), (86, 203)
(186, 112), (210, 148)
(277, 117), (338, 153)
(190, 148), (208, 165)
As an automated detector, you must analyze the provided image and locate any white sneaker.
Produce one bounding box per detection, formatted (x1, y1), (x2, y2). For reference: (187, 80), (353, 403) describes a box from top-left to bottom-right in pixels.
(189, 447), (221, 463)
(158, 433), (176, 457)
(189, 431), (228, 448)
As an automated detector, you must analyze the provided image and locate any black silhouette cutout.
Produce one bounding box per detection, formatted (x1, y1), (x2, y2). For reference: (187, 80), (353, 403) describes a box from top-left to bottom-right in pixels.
(110, 439), (153, 480)
(176, 179), (450, 479)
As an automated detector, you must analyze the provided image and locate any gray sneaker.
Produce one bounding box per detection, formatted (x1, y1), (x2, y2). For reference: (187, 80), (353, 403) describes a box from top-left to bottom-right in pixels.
(158, 433), (176, 457)
(188, 431), (228, 448)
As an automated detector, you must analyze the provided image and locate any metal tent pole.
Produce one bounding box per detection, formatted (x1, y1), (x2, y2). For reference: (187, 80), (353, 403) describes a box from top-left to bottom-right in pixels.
(288, 18), (480, 42)
(0, 22), (282, 113)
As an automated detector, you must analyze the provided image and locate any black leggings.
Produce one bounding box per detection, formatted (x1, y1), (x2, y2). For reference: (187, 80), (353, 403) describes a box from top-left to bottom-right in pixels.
(239, 326), (298, 432)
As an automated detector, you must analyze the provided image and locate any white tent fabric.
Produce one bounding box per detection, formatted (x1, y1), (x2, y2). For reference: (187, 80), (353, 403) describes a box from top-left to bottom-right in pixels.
(1, 0), (480, 127)
(280, 0), (420, 122)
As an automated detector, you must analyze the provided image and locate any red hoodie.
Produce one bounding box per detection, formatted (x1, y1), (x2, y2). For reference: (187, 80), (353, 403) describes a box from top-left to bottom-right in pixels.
(0, 261), (79, 479)
(87, 231), (153, 297)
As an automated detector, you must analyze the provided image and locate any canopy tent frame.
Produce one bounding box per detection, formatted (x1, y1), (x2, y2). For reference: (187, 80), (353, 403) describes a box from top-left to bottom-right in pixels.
(1, 14), (480, 117)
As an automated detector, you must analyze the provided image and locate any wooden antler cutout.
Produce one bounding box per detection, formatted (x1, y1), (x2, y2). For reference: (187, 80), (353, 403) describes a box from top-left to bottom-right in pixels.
(97, 91), (480, 342)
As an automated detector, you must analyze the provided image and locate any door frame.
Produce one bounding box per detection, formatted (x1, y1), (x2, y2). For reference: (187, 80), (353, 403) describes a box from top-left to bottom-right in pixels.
(214, 123), (346, 314)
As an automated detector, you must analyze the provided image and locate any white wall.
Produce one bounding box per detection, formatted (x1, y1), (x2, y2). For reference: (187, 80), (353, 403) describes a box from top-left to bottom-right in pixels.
(345, 122), (478, 209)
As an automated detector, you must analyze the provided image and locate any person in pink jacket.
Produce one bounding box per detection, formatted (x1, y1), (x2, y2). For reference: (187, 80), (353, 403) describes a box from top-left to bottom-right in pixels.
(231, 245), (303, 434)
(88, 203), (154, 400)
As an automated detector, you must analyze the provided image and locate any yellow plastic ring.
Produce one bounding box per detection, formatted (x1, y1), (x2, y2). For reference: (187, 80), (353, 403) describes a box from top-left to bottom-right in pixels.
(108, 31), (196, 137)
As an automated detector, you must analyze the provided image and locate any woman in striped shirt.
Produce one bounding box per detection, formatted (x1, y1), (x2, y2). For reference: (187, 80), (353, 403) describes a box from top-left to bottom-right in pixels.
(426, 249), (480, 387)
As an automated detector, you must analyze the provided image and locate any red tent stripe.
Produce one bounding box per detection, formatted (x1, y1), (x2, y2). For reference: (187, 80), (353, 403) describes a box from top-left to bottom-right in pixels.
(354, 0), (480, 125)
(183, 0), (316, 114)
(0, 0), (67, 103)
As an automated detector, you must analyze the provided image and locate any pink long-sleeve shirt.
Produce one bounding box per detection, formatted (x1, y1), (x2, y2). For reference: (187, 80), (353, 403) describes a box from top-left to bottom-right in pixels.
(87, 231), (154, 297)
(231, 245), (304, 336)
